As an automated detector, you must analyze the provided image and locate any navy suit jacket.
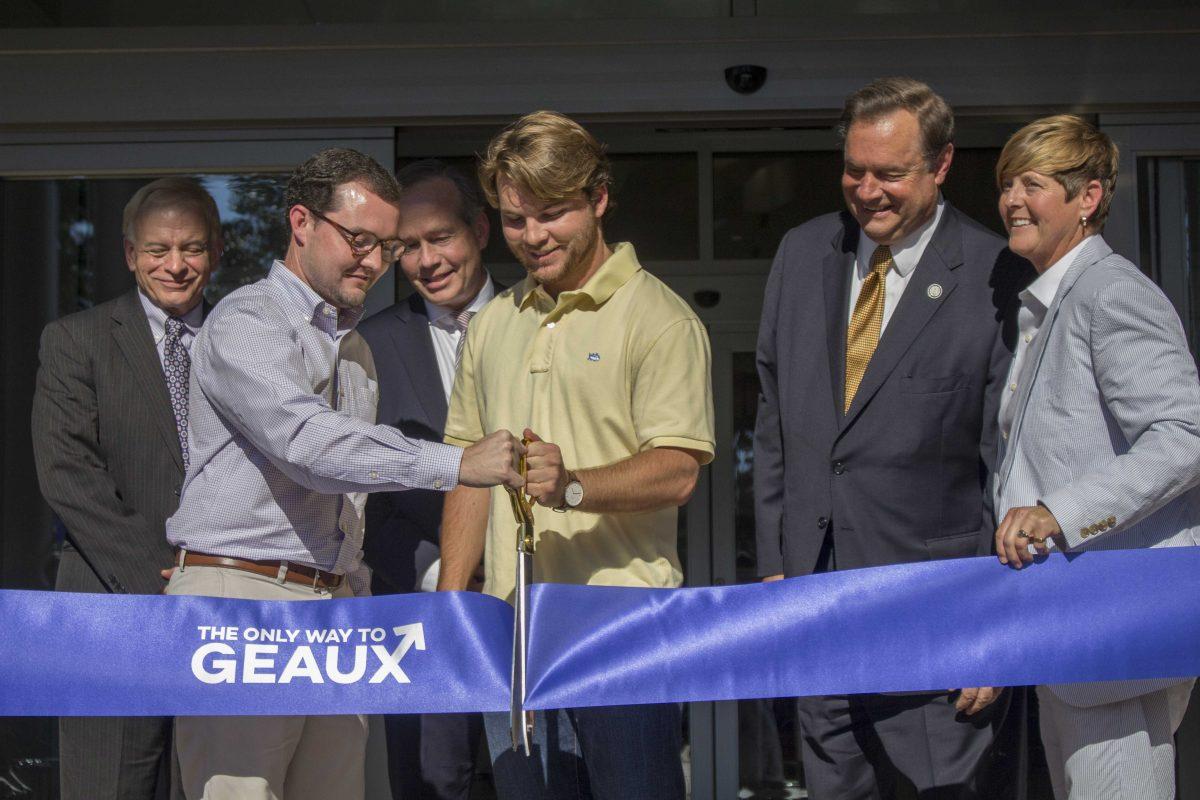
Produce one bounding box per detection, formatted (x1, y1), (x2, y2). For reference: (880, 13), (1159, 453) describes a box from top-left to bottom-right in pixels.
(753, 205), (1032, 577)
(358, 286), (501, 593)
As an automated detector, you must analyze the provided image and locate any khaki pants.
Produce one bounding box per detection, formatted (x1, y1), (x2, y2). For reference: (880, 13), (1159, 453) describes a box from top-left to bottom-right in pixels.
(166, 566), (367, 800)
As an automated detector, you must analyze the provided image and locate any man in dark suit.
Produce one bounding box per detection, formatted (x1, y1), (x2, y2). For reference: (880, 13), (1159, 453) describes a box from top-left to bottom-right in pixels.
(753, 78), (1030, 798)
(358, 159), (497, 800)
(31, 177), (220, 800)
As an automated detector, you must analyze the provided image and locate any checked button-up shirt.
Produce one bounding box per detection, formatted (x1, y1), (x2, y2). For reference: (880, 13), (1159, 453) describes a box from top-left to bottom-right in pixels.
(167, 262), (463, 591)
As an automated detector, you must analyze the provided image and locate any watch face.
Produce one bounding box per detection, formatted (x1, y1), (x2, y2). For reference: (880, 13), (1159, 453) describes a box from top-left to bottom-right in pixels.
(565, 481), (584, 507)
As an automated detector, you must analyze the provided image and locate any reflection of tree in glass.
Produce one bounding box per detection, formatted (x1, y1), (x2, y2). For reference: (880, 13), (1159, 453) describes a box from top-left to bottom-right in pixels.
(206, 174), (289, 303)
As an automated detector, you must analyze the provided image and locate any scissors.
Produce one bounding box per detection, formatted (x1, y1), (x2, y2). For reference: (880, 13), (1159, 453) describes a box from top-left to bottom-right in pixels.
(504, 438), (536, 754)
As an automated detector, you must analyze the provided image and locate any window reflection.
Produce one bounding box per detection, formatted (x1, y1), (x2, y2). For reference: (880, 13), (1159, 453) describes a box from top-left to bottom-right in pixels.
(715, 152), (844, 260)
(202, 175), (290, 302)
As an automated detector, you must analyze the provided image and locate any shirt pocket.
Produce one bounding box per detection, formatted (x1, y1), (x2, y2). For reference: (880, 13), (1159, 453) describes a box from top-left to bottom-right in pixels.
(339, 379), (378, 420)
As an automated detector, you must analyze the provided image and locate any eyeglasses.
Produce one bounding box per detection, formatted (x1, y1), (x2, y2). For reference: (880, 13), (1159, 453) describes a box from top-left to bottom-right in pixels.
(309, 208), (404, 264)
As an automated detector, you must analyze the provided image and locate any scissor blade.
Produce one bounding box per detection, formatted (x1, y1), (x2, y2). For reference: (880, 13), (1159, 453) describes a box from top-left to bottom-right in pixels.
(510, 548), (533, 753)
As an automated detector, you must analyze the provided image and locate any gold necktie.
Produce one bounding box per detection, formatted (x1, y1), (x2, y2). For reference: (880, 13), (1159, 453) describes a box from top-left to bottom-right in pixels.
(844, 245), (892, 413)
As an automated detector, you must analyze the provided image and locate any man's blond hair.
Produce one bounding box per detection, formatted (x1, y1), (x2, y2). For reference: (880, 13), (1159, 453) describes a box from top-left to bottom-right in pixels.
(478, 111), (612, 211)
(996, 114), (1120, 229)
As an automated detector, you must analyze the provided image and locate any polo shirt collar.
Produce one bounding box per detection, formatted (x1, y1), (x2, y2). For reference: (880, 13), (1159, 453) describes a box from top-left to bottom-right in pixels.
(518, 242), (641, 311)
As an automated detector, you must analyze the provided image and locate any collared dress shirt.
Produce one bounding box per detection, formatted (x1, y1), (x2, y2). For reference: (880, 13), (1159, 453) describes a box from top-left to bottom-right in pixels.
(417, 275), (495, 592)
(137, 290), (203, 367)
(166, 262), (463, 593)
(848, 197), (946, 333)
(998, 236), (1093, 441)
(445, 242), (715, 602)
(425, 276), (496, 400)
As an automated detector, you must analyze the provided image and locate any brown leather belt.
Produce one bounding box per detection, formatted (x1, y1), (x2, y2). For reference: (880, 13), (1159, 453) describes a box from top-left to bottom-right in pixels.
(176, 549), (344, 591)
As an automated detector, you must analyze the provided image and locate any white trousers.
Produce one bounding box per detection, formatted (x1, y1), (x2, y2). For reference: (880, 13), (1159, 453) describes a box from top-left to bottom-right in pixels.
(167, 565), (368, 800)
(1037, 681), (1193, 800)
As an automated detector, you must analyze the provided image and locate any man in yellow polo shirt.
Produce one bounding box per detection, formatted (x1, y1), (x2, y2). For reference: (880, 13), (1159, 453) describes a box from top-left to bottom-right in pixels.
(438, 110), (715, 800)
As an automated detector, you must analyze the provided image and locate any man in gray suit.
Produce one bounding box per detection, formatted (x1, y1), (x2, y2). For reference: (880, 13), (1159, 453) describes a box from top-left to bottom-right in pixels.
(31, 177), (220, 800)
(358, 159), (496, 800)
(992, 115), (1198, 799)
(754, 77), (1031, 798)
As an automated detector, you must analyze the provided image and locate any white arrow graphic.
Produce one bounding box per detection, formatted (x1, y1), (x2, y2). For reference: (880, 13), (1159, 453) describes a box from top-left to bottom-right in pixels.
(369, 623), (427, 684)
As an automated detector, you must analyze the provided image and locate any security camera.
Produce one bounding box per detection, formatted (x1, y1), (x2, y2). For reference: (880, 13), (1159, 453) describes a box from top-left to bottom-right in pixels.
(725, 65), (767, 95)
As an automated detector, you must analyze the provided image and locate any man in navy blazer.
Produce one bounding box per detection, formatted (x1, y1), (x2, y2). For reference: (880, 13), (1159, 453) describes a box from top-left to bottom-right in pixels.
(358, 159), (498, 800)
(753, 78), (1032, 798)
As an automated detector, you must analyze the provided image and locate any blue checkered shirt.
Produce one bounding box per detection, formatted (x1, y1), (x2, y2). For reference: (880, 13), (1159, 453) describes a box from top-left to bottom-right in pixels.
(166, 262), (462, 591)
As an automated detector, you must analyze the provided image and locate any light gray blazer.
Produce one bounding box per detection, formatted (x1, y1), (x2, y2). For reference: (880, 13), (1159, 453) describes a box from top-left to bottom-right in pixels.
(994, 235), (1200, 708)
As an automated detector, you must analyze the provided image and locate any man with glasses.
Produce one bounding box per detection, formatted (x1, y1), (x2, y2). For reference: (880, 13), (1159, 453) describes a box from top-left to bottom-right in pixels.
(33, 177), (220, 800)
(164, 148), (524, 800)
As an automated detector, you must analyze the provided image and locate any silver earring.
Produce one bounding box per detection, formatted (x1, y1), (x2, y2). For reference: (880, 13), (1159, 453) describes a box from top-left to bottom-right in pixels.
(1081, 215), (1088, 228)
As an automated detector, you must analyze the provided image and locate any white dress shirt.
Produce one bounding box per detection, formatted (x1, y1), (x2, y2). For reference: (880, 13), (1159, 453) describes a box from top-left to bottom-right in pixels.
(848, 197), (945, 333)
(423, 276), (496, 401)
(418, 275), (495, 591)
(998, 235), (1094, 441)
(137, 290), (204, 366)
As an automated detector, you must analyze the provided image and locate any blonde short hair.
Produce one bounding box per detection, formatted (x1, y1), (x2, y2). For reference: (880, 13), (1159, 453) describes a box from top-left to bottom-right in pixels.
(996, 115), (1119, 229)
(123, 177), (222, 247)
(478, 111), (612, 211)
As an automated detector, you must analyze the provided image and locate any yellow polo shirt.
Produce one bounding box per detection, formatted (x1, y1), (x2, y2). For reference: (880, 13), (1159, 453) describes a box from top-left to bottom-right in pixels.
(445, 242), (715, 602)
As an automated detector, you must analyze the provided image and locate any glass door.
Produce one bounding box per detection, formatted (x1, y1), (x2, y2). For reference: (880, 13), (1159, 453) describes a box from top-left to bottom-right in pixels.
(704, 325), (810, 799)
(0, 129), (396, 800)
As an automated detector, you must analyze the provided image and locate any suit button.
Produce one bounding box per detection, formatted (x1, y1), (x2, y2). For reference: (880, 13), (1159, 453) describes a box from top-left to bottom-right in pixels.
(817, 517), (829, 529)
(433, 478), (444, 489)
(369, 471), (379, 479)
(832, 461), (845, 476)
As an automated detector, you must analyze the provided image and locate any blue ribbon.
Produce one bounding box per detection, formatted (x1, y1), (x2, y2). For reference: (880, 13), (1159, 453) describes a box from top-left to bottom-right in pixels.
(1, 549), (1196, 716)
(0, 590), (513, 715)
(525, 548), (1200, 709)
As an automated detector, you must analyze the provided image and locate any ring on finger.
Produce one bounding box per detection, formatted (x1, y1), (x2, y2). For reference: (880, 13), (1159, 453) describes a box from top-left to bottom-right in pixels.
(1016, 530), (1030, 540)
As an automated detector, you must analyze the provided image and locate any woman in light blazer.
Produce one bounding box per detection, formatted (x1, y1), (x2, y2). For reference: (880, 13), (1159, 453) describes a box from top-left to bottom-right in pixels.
(991, 114), (1200, 799)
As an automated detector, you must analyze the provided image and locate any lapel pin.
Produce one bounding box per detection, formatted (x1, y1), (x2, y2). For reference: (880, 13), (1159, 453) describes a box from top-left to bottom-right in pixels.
(926, 283), (943, 299)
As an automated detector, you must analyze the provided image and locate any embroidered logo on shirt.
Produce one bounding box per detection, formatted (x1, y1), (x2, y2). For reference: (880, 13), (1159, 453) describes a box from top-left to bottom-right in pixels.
(587, 352), (601, 362)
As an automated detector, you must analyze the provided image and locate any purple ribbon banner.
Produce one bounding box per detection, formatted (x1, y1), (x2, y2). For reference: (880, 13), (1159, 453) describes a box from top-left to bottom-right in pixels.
(0, 549), (1196, 716)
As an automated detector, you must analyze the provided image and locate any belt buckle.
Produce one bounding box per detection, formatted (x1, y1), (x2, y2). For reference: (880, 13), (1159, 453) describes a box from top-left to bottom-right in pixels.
(275, 561), (289, 586)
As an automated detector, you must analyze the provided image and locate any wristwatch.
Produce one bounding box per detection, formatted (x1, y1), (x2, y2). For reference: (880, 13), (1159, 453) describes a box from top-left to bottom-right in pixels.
(556, 471), (584, 512)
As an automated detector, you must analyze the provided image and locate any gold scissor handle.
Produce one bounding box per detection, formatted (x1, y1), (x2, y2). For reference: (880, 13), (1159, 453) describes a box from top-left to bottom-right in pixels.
(505, 437), (536, 553)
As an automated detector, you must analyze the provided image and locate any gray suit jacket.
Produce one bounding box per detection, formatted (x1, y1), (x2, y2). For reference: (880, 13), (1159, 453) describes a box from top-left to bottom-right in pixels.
(995, 236), (1200, 707)
(32, 289), (189, 596)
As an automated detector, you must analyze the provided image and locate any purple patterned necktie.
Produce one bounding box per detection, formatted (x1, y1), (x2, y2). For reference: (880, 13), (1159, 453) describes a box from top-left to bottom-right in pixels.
(163, 316), (191, 470)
